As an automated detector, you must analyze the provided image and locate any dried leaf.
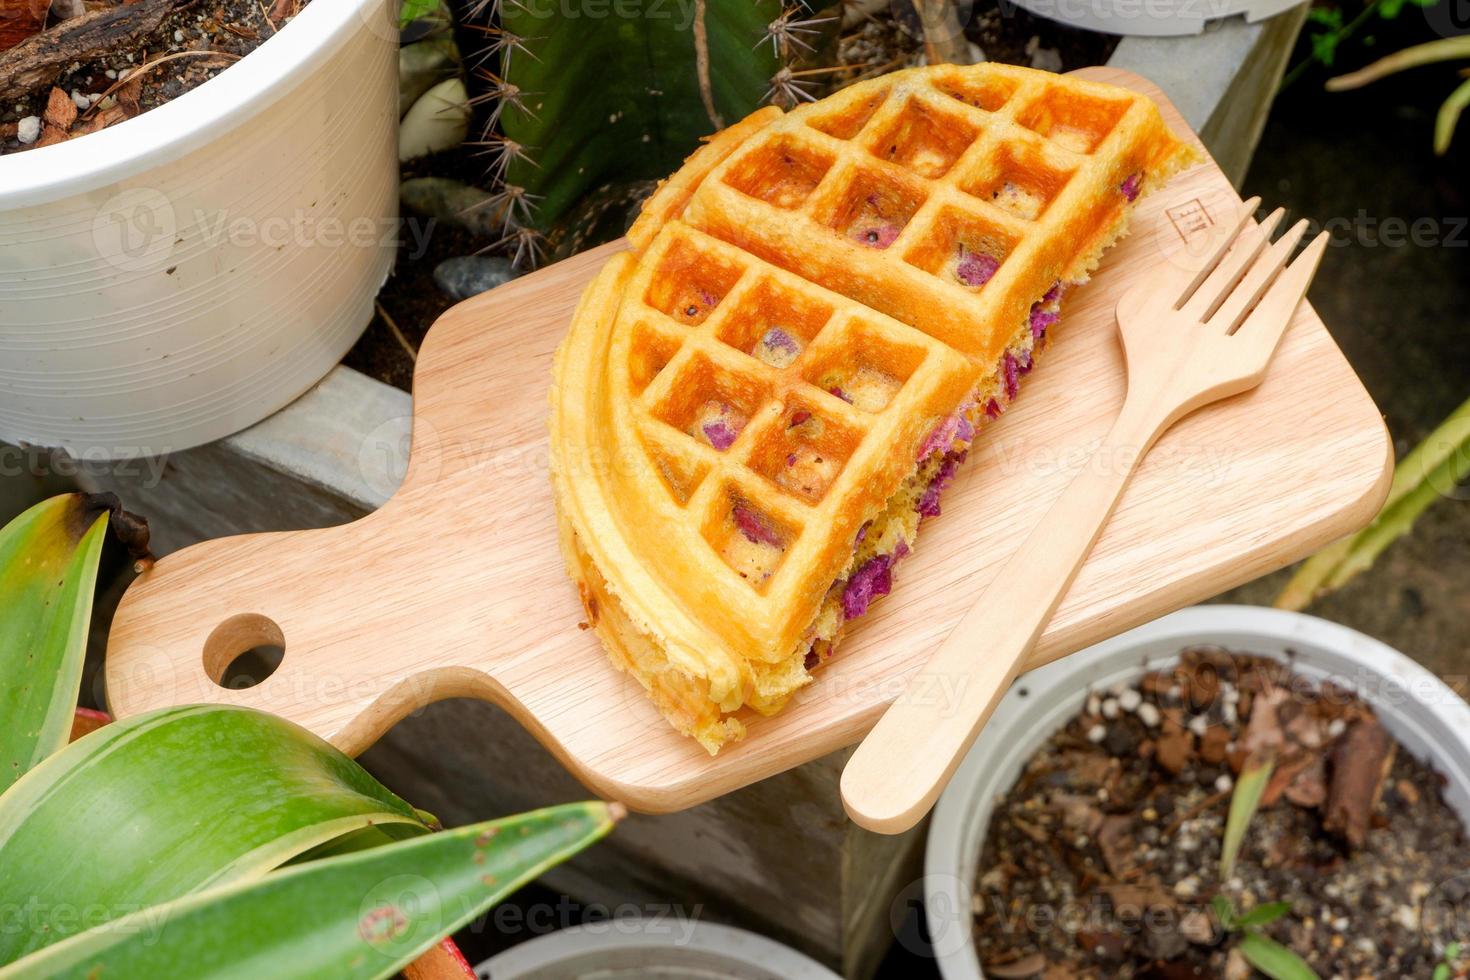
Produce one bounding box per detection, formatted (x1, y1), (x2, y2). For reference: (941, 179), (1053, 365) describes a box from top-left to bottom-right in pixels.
(43, 86), (78, 129)
(0, 0), (47, 50)
(1323, 719), (1396, 848)
(985, 952), (1047, 978)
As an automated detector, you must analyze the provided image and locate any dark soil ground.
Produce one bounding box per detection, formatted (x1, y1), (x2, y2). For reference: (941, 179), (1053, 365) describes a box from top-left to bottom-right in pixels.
(972, 650), (1470, 978)
(0, 0), (303, 154)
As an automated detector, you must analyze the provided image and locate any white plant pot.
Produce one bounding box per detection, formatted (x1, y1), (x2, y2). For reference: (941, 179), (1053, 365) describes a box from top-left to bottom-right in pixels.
(0, 0), (399, 456)
(1008, 0), (1306, 36)
(477, 921), (842, 980)
(924, 605), (1470, 980)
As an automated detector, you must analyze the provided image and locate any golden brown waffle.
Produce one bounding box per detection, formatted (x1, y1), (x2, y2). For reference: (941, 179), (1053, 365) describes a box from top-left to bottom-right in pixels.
(551, 64), (1198, 753)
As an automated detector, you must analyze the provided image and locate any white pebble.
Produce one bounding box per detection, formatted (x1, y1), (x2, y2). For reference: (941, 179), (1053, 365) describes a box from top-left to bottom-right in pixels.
(1188, 714), (1209, 737)
(15, 116), (39, 144)
(1087, 724), (1106, 744)
(173, 29), (184, 42)
(1102, 698), (1120, 720)
(105, 69), (118, 79)
(1222, 701), (1238, 725)
(1215, 773), (1234, 793)
(1222, 682), (1240, 703)
(1138, 703), (1161, 728)
(1327, 718), (1347, 738)
(1119, 688), (1142, 712)
(1086, 693), (1101, 717)
(70, 89), (88, 111)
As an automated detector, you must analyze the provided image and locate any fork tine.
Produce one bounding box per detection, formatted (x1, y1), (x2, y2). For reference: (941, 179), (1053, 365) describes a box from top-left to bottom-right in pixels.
(1228, 229), (1329, 349)
(1210, 218), (1311, 335)
(1172, 196), (1262, 309)
(1182, 208), (1286, 322)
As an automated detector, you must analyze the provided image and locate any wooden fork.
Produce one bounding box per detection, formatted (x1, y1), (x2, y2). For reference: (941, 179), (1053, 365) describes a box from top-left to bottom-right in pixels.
(841, 197), (1330, 835)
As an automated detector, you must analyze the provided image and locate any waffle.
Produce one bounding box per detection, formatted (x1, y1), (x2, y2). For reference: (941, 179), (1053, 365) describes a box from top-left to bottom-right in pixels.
(550, 64), (1198, 753)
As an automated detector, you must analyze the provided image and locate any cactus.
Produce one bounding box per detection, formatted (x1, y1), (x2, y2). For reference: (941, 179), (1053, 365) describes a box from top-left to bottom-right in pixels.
(454, 0), (839, 263)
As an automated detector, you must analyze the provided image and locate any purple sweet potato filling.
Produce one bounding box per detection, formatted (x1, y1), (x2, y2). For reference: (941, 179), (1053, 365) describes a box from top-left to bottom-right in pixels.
(916, 454), (961, 518)
(702, 419), (738, 451)
(918, 413), (961, 460)
(829, 386), (853, 404)
(956, 249), (1000, 288)
(842, 554), (893, 619)
(1003, 352), (1021, 400)
(758, 326), (801, 357)
(1043, 281), (1064, 304)
(804, 648), (820, 670)
(1030, 306), (1059, 340)
(733, 503), (781, 547)
(856, 224), (901, 249)
(1120, 172), (1143, 202)
(985, 398), (1002, 419)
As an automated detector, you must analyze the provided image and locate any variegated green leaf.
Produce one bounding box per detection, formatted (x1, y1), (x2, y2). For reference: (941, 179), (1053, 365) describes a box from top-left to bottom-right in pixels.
(2, 801), (621, 980)
(0, 705), (434, 963)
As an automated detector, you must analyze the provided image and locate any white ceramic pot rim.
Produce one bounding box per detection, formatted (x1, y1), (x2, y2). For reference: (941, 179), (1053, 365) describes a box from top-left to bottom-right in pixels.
(924, 604), (1470, 980)
(479, 920), (842, 979)
(0, 0), (385, 207)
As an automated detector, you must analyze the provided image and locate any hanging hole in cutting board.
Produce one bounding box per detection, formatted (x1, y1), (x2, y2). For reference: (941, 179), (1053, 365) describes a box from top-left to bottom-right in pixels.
(203, 613), (286, 690)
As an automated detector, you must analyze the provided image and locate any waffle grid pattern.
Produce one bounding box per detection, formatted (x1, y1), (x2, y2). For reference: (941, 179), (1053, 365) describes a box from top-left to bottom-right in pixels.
(625, 224), (977, 595)
(610, 66), (1170, 604)
(685, 64), (1164, 365)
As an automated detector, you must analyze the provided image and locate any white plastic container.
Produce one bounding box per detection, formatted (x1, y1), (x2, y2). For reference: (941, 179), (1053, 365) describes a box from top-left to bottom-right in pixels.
(0, 0), (399, 456)
(924, 605), (1470, 979)
(477, 921), (842, 980)
(1009, 0), (1305, 37)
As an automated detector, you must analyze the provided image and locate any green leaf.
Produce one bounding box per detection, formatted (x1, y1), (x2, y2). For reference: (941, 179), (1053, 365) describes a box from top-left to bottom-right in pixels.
(0, 494), (110, 792)
(1213, 895), (1238, 931)
(1378, 0), (1406, 20)
(1434, 965), (1450, 980)
(1277, 394), (1470, 609)
(1311, 30), (1342, 67)
(499, 0), (784, 229)
(1307, 6), (1343, 26)
(1238, 930), (1323, 980)
(3, 802), (621, 980)
(1221, 753), (1275, 880)
(1234, 901), (1293, 929)
(0, 705), (433, 962)
(1435, 77), (1470, 155)
(398, 0), (441, 27)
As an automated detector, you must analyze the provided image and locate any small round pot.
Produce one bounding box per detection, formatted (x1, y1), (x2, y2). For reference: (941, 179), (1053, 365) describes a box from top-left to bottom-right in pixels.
(0, 0), (399, 456)
(478, 921), (842, 979)
(923, 605), (1470, 979)
(1005, 0), (1304, 37)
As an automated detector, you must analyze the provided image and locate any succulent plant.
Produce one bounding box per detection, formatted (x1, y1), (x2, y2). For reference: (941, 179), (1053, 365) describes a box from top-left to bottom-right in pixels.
(451, 0), (839, 264)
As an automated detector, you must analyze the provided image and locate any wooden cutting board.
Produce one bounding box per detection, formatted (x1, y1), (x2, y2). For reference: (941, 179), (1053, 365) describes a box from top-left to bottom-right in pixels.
(105, 68), (1392, 813)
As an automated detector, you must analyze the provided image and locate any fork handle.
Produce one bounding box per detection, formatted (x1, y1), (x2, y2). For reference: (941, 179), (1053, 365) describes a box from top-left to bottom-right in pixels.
(840, 393), (1166, 834)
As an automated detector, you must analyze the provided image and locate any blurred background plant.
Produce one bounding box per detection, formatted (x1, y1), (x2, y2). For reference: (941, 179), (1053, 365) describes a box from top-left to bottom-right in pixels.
(1325, 35), (1470, 153)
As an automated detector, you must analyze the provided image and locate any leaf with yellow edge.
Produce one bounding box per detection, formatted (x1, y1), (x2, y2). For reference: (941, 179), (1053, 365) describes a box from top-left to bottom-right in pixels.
(0, 494), (112, 791)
